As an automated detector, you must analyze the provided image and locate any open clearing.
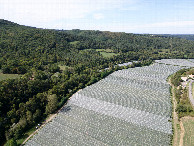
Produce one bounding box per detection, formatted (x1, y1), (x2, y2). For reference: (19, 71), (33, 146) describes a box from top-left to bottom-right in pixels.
(96, 49), (119, 58)
(99, 52), (118, 58)
(182, 117), (194, 146)
(0, 73), (20, 81)
(25, 59), (194, 146)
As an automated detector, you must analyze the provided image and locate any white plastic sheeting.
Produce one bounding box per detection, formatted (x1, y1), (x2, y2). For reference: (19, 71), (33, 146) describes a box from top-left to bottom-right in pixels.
(26, 59), (191, 146)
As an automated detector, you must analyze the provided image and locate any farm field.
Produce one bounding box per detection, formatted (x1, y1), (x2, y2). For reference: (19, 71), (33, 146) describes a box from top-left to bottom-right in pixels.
(155, 59), (194, 67)
(26, 59), (193, 146)
(96, 49), (119, 58)
(0, 72), (20, 81)
(99, 52), (118, 58)
(183, 117), (194, 146)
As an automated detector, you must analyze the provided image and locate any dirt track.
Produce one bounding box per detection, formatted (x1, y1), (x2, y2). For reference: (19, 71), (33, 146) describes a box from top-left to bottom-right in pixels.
(22, 113), (57, 145)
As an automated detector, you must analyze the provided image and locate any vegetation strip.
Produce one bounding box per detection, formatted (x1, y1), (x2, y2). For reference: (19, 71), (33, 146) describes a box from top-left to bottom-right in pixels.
(170, 66), (194, 146)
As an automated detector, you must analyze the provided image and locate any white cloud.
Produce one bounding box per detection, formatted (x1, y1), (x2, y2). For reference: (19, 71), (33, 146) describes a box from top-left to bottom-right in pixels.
(119, 21), (194, 34)
(1, 0), (193, 34)
(144, 21), (194, 28)
(93, 13), (104, 20)
(0, 0), (136, 27)
(66, 21), (194, 34)
(42, 20), (194, 34)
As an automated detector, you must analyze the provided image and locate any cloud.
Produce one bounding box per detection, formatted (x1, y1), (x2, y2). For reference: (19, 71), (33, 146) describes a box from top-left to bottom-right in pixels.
(67, 21), (194, 34)
(120, 21), (194, 34)
(0, 0), (136, 26)
(93, 13), (104, 20)
(144, 21), (194, 28)
(1, 0), (193, 34)
(38, 20), (194, 34)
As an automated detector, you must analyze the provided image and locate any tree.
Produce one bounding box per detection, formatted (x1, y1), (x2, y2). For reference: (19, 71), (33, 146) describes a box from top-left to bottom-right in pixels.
(2, 66), (11, 74)
(46, 94), (58, 115)
(26, 110), (33, 124)
(33, 109), (41, 122)
(5, 138), (17, 146)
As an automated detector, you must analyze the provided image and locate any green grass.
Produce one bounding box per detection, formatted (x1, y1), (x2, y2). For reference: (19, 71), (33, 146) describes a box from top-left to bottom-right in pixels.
(0, 73), (20, 81)
(183, 119), (194, 146)
(96, 49), (113, 53)
(99, 52), (118, 58)
(69, 41), (80, 45)
(95, 49), (118, 58)
(82, 49), (93, 51)
(176, 123), (181, 146)
(58, 65), (73, 71)
(58, 65), (69, 71)
(80, 48), (118, 58)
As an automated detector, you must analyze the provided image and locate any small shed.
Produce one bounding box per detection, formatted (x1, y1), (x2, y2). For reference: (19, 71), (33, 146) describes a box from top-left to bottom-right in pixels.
(181, 77), (188, 82)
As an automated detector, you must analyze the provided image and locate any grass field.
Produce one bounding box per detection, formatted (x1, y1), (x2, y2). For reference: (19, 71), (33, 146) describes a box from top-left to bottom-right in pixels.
(58, 65), (73, 71)
(58, 65), (69, 71)
(96, 49), (113, 53)
(80, 48), (119, 58)
(99, 52), (118, 58)
(183, 118), (194, 146)
(69, 41), (80, 45)
(176, 123), (181, 146)
(0, 73), (20, 81)
(95, 49), (119, 58)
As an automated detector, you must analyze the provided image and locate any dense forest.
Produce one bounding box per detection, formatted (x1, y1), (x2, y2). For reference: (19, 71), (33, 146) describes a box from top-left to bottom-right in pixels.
(0, 19), (194, 145)
(162, 34), (194, 41)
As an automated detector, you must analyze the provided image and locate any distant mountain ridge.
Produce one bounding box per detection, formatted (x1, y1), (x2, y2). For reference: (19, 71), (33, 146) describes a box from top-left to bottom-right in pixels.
(161, 34), (194, 41)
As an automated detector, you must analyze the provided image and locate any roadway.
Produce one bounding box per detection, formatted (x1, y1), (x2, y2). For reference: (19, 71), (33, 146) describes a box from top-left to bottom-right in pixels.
(188, 79), (194, 107)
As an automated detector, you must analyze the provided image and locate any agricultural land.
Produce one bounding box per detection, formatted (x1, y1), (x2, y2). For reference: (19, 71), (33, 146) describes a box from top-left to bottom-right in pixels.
(1, 20), (194, 145)
(26, 59), (194, 146)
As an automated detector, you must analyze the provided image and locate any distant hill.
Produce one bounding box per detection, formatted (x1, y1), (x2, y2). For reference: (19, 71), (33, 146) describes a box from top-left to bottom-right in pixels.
(161, 34), (194, 41)
(0, 20), (194, 69)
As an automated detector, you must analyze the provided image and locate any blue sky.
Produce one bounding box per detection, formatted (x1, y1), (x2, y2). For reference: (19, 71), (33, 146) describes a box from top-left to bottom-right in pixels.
(1, 0), (194, 34)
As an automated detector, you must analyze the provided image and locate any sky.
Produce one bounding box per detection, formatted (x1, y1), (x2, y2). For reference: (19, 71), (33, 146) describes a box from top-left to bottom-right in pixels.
(1, 0), (194, 34)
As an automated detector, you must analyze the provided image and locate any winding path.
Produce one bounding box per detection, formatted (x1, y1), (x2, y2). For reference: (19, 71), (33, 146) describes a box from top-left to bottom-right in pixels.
(22, 114), (57, 145)
(169, 79), (179, 146)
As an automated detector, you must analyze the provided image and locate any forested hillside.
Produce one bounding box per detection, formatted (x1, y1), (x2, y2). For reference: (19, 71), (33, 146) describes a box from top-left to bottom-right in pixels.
(65, 30), (194, 59)
(162, 34), (194, 41)
(0, 19), (194, 145)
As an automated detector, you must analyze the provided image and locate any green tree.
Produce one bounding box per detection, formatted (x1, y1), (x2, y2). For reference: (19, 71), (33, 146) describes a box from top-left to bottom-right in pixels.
(46, 94), (58, 114)
(26, 110), (33, 124)
(5, 138), (17, 146)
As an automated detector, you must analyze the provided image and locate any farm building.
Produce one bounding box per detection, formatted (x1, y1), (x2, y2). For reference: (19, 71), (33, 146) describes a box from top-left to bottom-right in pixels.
(181, 77), (188, 82)
(188, 74), (194, 79)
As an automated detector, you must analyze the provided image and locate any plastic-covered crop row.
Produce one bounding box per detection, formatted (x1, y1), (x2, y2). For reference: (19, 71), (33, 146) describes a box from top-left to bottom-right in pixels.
(155, 59), (194, 67)
(26, 59), (191, 146)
